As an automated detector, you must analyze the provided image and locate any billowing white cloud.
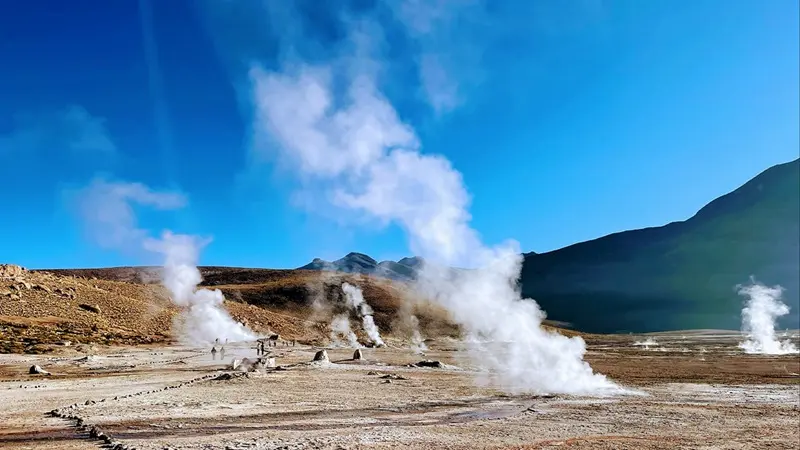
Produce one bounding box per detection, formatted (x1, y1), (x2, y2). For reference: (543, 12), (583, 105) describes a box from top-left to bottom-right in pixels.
(251, 66), (418, 178)
(250, 65), (482, 265)
(72, 177), (186, 249)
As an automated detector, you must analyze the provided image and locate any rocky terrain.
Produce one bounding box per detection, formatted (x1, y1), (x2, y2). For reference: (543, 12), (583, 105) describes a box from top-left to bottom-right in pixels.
(0, 264), (176, 353)
(0, 332), (798, 449)
(1, 264), (798, 449)
(1, 264), (459, 354)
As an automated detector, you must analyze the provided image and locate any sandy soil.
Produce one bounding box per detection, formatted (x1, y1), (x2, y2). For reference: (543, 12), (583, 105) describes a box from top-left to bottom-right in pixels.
(1, 333), (798, 450)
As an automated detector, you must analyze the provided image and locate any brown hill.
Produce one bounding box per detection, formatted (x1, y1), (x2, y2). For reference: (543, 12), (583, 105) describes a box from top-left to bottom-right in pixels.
(2, 264), (457, 354)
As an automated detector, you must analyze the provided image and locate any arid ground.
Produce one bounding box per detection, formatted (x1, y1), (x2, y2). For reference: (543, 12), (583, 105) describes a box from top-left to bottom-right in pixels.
(1, 331), (798, 450)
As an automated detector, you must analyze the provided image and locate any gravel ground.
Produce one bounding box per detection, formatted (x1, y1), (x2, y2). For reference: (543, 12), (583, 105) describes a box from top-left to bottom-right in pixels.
(0, 334), (798, 450)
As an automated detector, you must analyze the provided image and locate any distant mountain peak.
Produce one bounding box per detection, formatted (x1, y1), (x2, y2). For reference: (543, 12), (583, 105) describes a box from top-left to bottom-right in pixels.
(342, 252), (377, 264)
(298, 253), (424, 281)
(397, 256), (425, 267)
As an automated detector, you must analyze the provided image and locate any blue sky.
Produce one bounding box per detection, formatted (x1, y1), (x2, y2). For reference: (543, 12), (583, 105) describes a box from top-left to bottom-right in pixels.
(0, 0), (797, 269)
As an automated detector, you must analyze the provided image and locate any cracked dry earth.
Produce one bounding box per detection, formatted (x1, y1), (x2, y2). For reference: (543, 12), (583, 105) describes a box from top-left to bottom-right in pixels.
(0, 334), (798, 450)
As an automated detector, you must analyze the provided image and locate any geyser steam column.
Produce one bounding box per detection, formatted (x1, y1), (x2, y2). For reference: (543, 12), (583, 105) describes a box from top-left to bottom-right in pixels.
(342, 282), (385, 347)
(738, 281), (799, 355)
(144, 231), (257, 345)
(250, 64), (621, 395)
(73, 178), (258, 346)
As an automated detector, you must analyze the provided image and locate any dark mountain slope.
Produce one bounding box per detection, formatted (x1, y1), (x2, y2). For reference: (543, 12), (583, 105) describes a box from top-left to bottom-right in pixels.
(520, 159), (800, 332)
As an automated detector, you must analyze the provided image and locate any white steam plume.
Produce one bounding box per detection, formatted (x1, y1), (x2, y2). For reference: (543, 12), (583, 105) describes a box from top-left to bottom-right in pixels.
(250, 54), (620, 395)
(144, 231), (258, 345)
(393, 292), (429, 352)
(73, 178), (257, 345)
(409, 314), (428, 354)
(632, 338), (658, 349)
(342, 282), (385, 347)
(330, 314), (360, 348)
(738, 281), (798, 355)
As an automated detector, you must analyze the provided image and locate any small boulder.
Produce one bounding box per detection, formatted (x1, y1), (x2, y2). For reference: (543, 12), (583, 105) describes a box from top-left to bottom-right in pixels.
(0, 264), (25, 278)
(78, 304), (102, 314)
(380, 373), (407, 380)
(415, 360), (444, 368)
(232, 358), (256, 371)
(33, 284), (51, 293)
(312, 350), (329, 362)
(28, 365), (50, 375)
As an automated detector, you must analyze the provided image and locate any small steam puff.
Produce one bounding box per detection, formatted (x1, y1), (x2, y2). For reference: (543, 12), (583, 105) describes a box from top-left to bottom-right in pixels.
(738, 281), (798, 355)
(342, 282), (385, 347)
(632, 338), (658, 349)
(143, 231), (257, 345)
(330, 314), (360, 348)
(409, 315), (428, 354)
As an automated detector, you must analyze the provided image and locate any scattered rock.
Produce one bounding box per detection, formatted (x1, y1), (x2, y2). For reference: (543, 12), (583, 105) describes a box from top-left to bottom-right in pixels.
(55, 287), (76, 299)
(0, 264), (26, 278)
(353, 349), (363, 360)
(313, 349), (329, 362)
(215, 373), (243, 381)
(33, 284), (52, 293)
(78, 304), (102, 314)
(28, 365), (50, 375)
(76, 345), (98, 354)
(380, 373), (407, 380)
(414, 360), (445, 368)
(231, 358), (259, 371)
